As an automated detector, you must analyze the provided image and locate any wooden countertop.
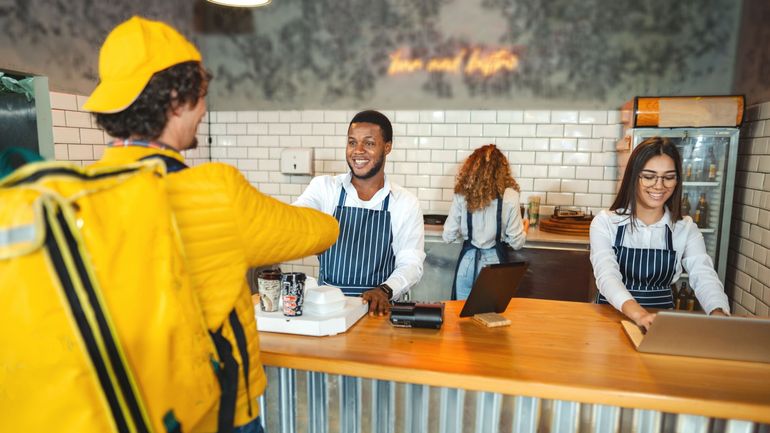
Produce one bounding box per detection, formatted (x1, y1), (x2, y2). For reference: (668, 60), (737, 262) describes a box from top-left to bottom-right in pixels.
(256, 297), (770, 423)
(425, 224), (590, 247)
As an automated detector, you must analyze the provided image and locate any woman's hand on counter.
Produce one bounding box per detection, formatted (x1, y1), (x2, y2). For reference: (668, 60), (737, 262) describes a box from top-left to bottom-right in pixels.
(622, 299), (656, 332)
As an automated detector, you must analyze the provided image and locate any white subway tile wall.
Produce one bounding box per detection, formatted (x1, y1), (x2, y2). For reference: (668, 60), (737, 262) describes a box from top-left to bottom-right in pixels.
(204, 109), (623, 273)
(50, 92), (211, 167)
(204, 109), (623, 215)
(728, 101), (770, 317)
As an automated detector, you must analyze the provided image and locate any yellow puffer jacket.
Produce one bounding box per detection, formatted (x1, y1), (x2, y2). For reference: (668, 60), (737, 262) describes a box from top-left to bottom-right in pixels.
(92, 146), (339, 431)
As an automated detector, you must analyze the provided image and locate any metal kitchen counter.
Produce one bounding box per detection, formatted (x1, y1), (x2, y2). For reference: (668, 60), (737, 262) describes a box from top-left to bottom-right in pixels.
(414, 225), (593, 302)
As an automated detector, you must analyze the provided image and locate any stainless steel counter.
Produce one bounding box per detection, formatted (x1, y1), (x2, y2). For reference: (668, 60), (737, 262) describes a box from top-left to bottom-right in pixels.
(424, 224), (590, 249)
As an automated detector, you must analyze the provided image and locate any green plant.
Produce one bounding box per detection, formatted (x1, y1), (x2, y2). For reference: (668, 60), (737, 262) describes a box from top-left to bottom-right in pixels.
(0, 72), (35, 101)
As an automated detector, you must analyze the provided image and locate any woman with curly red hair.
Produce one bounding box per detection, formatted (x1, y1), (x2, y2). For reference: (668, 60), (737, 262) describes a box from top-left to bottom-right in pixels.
(443, 144), (528, 300)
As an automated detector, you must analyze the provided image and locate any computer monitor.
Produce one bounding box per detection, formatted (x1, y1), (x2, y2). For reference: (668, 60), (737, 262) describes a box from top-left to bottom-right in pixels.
(459, 261), (528, 317)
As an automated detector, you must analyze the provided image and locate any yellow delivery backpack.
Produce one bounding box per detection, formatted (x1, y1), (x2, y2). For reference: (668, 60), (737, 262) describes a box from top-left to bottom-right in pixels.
(0, 160), (223, 433)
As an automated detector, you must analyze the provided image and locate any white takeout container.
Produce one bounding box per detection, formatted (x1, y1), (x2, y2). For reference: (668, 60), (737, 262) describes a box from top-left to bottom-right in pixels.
(304, 276), (318, 290)
(255, 297), (367, 336)
(304, 285), (346, 316)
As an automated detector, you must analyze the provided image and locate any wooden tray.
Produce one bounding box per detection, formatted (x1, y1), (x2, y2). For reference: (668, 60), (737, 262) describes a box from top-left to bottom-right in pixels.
(538, 215), (593, 236)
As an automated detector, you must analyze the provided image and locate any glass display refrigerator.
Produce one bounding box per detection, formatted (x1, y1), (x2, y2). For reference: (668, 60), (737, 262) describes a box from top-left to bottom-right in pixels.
(616, 96), (745, 289)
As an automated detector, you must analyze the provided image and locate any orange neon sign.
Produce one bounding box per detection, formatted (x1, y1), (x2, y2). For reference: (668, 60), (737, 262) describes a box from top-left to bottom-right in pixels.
(387, 48), (519, 77)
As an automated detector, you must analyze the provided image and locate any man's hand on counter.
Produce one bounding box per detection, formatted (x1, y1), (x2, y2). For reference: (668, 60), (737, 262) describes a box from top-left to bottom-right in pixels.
(362, 288), (390, 316)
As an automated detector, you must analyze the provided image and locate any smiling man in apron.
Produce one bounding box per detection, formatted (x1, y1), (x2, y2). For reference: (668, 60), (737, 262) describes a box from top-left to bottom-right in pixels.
(294, 110), (425, 314)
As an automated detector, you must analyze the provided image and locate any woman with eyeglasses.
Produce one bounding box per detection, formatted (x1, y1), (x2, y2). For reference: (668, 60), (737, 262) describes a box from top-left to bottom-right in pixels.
(589, 137), (729, 330)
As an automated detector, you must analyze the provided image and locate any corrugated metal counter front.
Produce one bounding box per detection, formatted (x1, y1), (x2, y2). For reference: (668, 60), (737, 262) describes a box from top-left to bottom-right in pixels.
(252, 297), (770, 433)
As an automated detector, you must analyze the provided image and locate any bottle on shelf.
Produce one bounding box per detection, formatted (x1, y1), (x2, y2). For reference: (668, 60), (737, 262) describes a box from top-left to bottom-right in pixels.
(694, 193), (709, 228)
(675, 281), (689, 310)
(681, 140), (693, 181)
(692, 143), (704, 181)
(671, 283), (680, 307)
(686, 284), (696, 311)
(681, 192), (691, 216)
(707, 146), (718, 182)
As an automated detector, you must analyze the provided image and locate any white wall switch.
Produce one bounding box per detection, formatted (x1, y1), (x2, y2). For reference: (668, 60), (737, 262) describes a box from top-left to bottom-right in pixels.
(280, 148), (314, 175)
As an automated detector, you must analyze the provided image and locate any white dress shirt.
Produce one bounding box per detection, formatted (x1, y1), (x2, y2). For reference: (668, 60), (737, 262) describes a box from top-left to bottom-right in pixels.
(293, 173), (425, 299)
(590, 208), (730, 314)
(442, 188), (526, 250)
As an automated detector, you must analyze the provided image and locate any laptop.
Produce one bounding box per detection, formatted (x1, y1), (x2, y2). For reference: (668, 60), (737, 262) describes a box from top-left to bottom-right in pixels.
(621, 311), (770, 363)
(459, 261), (528, 317)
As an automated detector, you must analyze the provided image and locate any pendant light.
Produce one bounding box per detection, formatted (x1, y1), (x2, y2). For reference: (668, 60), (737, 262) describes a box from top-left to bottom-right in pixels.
(206, 0), (271, 7)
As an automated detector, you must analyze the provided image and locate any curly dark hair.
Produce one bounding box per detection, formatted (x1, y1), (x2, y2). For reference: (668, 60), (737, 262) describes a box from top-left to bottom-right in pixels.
(94, 61), (210, 140)
(611, 136), (683, 226)
(454, 144), (520, 212)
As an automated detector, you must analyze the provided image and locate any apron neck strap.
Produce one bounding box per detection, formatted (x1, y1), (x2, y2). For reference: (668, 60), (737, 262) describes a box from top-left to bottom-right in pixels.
(614, 224), (626, 248)
(614, 224), (674, 250)
(495, 197), (503, 243)
(337, 187), (347, 207)
(466, 197), (503, 242)
(337, 186), (390, 210)
(466, 208), (473, 238)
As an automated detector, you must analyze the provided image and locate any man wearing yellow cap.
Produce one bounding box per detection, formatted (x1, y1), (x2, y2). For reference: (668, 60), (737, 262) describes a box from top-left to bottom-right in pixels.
(86, 16), (339, 433)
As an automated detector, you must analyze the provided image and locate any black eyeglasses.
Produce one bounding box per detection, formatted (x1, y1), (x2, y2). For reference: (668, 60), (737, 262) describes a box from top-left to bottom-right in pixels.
(638, 173), (678, 187)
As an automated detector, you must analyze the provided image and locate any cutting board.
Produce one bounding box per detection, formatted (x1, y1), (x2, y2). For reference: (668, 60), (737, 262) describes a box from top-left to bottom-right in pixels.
(538, 215), (593, 236)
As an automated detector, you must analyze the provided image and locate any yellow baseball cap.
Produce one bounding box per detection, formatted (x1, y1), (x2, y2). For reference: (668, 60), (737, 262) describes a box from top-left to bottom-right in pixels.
(83, 16), (202, 113)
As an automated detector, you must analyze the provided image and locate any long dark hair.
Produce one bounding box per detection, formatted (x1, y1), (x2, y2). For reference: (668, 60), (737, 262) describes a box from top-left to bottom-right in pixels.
(611, 136), (683, 226)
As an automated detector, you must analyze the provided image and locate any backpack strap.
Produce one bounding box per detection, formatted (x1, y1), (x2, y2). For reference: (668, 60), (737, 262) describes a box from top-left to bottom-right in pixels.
(138, 154), (189, 174)
(45, 205), (152, 433)
(228, 310), (253, 417)
(209, 326), (239, 433)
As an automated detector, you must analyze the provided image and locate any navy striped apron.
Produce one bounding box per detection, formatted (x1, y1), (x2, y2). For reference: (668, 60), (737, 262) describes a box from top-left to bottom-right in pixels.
(597, 224), (676, 309)
(318, 187), (396, 296)
(450, 198), (506, 300)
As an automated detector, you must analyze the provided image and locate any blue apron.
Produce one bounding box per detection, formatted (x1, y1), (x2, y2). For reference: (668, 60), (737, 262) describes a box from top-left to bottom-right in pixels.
(450, 198), (506, 300)
(597, 224), (676, 309)
(318, 187), (396, 296)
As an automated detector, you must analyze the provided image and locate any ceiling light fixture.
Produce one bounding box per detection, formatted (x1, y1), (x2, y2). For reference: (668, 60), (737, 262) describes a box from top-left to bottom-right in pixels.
(206, 0), (272, 7)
